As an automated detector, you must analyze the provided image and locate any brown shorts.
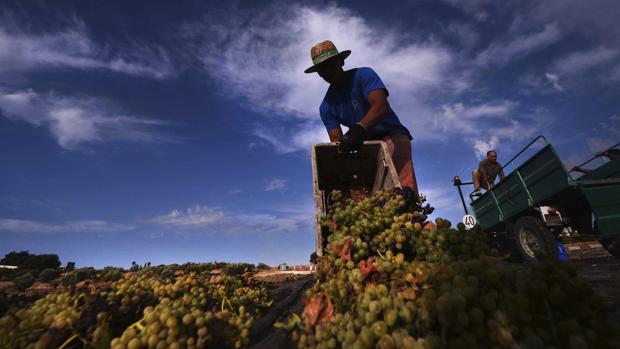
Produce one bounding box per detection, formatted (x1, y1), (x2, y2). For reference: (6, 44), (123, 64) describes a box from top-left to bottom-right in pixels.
(383, 133), (418, 195)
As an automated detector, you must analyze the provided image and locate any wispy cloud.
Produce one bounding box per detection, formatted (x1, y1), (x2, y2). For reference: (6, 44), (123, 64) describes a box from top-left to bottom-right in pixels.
(0, 22), (175, 79)
(265, 178), (287, 192)
(551, 46), (618, 76)
(442, 0), (494, 21)
(544, 73), (563, 91)
(421, 184), (464, 223)
(0, 88), (176, 149)
(151, 206), (225, 227)
(225, 213), (309, 234)
(475, 23), (561, 66)
(435, 100), (515, 136)
(584, 115), (620, 153)
(434, 100), (550, 156)
(473, 136), (499, 159)
(185, 4), (457, 153)
(151, 202), (312, 234)
(183, 3), (573, 156)
(0, 218), (134, 234)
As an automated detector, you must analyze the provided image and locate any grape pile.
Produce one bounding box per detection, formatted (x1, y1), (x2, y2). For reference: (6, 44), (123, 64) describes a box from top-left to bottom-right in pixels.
(298, 189), (620, 349)
(0, 269), (271, 348)
(0, 292), (86, 348)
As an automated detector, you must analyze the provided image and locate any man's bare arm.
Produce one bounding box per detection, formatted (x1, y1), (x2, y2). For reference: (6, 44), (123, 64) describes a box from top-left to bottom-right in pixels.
(328, 127), (343, 142)
(358, 89), (389, 129)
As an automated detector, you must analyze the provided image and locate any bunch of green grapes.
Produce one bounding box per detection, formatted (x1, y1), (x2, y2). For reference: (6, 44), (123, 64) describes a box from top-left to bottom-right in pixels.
(321, 190), (486, 270)
(106, 272), (159, 314)
(412, 222), (490, 263)
(111, 298), (214, 349)
(0, 291), (86, 348)
(151, 273), (212, 302)
(107, 272), (270, 349)
(227, 286), (271, 316)
(299, 189), (620, 349)
(111, 297), (257, 349)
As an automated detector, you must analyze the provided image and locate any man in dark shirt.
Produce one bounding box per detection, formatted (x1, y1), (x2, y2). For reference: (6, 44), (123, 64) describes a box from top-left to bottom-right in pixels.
(304, 40), (419, 196)
(473, 150), (505, 195)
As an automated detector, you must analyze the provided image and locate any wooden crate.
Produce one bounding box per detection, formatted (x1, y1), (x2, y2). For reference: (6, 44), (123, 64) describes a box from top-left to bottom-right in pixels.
(311, 141), (401, 256)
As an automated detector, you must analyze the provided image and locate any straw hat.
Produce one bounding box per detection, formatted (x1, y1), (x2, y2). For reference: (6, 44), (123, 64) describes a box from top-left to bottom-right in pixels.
(304, 40), (351, 74)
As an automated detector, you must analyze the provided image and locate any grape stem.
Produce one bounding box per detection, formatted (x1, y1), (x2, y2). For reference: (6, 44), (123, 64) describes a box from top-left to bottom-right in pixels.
(377, 250), (386, 260)
(58, 333), (79, 349)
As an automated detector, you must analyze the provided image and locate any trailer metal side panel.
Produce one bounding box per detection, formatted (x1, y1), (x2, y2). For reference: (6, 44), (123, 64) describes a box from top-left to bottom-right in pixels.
(471, 144), (571, 230)
(520, 145), (572, 203)
(470, 193), (502, 230)
(577, 159), (620, 238)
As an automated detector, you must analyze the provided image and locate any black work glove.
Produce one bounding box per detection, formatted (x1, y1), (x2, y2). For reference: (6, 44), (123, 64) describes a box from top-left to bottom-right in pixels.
(339, 123), (366, 153)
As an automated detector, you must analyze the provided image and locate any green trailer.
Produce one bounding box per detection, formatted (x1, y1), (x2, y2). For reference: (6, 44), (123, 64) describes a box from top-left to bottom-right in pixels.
(453, 136), (620, 261)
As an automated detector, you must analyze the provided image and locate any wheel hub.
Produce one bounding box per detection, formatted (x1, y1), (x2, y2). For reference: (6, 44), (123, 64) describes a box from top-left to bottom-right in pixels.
(519, 228), (542, 258)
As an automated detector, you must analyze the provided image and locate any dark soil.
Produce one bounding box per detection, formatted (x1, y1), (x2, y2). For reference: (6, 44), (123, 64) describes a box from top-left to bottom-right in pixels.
(570, 257), (620, 322)
(249, 275), (314, 349)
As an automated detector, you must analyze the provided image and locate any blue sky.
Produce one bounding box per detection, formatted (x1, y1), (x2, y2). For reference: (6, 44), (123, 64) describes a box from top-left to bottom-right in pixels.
(1, 0), (619, 268)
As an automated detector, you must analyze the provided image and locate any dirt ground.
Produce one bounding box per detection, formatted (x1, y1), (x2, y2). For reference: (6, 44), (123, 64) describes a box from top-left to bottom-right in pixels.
(247, 257), (620, 349)
(570, 257), (620, 321)
(249, 275), (314, 349)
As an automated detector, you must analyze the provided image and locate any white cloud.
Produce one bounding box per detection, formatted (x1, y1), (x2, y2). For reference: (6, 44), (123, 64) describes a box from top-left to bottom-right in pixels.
(446, 22), (479, 53)
(525, 0), (620, 46)
(435, 100), (516, 136)
(186, 4), (457, 153)
(544, 73), (563, 91)
(151, 206), (225, 227)
(225, 213), (307, 234)
(475, 23), (561, 66)
(0, 88), (175, 149)
(0, 218), (133, 234)
(0, 24), (174, 78)
(151, 201), (313, 234)
(253, 122), (330, 154)
(506, 1), (620, 88)
(552, 46), (619, 76)
(422, 186), (461, 212)
(473, 136), (499, 159)
(434, 101), (550, 156)
(265, 178), (287, 192)
(185, 3), (564, 157)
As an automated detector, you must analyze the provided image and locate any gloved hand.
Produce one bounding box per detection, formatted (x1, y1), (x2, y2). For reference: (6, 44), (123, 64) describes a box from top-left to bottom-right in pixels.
(339, 123), (366, 153)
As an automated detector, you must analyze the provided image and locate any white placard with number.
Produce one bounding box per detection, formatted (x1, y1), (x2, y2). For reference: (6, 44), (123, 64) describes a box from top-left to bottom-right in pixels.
(462, 215), (477, 230)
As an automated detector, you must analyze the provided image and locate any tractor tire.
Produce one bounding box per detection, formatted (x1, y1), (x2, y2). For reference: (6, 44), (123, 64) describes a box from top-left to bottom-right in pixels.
(513, 216), (558, 262)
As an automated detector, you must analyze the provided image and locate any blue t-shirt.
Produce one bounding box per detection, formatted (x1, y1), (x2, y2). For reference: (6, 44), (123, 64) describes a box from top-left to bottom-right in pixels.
(319, 67), (412, 140)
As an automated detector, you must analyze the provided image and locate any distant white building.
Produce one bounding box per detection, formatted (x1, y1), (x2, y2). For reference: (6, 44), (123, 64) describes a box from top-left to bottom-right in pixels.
(0, 265), (18, 269)
(278, 263), (288, 271)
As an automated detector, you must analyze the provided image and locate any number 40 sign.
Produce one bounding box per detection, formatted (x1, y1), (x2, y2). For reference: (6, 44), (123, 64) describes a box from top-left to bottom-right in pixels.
(462, 215), (477, 230)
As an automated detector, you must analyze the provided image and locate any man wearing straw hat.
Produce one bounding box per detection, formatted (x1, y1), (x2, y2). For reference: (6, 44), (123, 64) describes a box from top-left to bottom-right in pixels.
(305, 40), (419, 197)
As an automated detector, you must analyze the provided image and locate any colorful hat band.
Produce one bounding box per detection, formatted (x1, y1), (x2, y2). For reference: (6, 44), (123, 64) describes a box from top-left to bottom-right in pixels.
(312, 49), (339, 64)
